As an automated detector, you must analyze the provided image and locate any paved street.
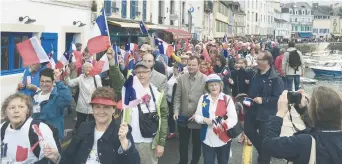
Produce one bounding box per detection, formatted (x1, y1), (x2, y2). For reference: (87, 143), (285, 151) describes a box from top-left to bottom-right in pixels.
(62, 107), (305, 164)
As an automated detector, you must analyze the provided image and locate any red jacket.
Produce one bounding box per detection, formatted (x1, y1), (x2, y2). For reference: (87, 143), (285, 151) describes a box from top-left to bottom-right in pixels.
(274, 54), (284, 76)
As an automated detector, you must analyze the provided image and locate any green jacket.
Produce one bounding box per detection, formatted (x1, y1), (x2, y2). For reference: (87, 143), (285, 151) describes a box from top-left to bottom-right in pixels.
(109, 64), (125, 101)
(108, 62), (169, 149)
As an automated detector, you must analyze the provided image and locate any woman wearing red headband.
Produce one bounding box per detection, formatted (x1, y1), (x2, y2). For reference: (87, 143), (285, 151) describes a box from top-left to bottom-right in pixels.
(60, 87), (139, 164)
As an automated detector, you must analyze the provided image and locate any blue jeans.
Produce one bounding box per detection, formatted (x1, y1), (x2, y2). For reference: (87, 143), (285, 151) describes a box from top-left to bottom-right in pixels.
(202, 141), (232, 164)
(286, 75), (300, 91)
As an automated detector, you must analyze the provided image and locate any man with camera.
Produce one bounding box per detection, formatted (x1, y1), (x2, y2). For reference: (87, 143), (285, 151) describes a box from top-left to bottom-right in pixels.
(245, 51), (284, 164)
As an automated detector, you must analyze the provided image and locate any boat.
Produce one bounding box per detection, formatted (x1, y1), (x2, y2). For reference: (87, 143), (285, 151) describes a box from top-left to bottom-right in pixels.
(300, 77), (317, 84)
(310, 60), (342, 77)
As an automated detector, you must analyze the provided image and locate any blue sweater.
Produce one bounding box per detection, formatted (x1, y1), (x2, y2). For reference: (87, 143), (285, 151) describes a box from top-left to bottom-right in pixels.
(32, 81), (72, 140)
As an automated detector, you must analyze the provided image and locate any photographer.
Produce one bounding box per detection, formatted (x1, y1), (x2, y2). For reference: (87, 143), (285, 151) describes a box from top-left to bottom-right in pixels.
(263, 87), (342, 164)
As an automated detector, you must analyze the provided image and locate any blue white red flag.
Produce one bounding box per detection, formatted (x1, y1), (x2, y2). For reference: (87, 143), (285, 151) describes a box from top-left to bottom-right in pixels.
(87, 8), (111, 54)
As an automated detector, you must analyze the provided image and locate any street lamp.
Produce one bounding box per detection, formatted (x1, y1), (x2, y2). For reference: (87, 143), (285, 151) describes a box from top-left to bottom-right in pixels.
(18, 16), (36, 24)
(73, 21), (86, 27)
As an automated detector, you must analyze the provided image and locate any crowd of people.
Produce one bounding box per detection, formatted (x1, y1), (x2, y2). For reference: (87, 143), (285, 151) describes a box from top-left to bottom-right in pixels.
(1, 38), (342, 164)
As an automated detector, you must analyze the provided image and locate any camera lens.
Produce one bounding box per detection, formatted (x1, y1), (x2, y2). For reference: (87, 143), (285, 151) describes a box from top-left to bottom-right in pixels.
(287, 91), (302, 104)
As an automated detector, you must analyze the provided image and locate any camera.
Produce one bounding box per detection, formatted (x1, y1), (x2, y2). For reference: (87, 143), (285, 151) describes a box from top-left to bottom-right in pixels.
(149, 113), (159, 123)
(287, 91), (302, 104)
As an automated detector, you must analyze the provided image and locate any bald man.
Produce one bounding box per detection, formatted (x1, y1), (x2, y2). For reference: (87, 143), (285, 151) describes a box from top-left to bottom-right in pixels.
(142, 53), (167, 92)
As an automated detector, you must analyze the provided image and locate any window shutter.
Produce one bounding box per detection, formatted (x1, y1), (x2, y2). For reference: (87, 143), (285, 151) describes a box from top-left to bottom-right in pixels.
(104, 0), (112, 16)
(143, 0), (147, 21)
(40, 33), (58, 62)
(122, 0), (127, 18)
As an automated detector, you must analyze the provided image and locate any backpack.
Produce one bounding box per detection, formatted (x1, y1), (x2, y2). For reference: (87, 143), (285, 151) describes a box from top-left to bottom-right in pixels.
(288, 50), (302, 73)
(1, 120), (61, 159)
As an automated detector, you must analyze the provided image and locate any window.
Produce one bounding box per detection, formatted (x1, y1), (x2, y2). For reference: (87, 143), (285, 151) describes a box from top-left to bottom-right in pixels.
(307, 10), (310, 15)
(292, 25), (294, 31)
(302, 18), (305, 22)
(121, 0), (127, 18)
(261, 14), (262, 22)
(130, 0), (138, 19)
(295, 18), (297, 22)
(256, 13), (258, 22)
(290, 18), (292, 22)
(313, 28), (318, 33)
(1, 32), (32, 75)
(143, 0), (147, 21)
(295, 10), (298, 15)
(302, 10), (305, 15)
(247, 11), (250, 20)
(307, 18), (310, 22)
(295, 26), (298, 31)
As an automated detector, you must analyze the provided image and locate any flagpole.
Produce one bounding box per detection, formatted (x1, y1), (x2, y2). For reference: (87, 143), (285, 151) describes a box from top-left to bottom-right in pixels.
(103, 4), (111, 47)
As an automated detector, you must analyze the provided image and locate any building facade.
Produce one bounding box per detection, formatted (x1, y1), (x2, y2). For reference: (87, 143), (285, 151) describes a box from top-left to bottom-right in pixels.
(281, 2), (314, 39)
(1, 0), (93, 103)
(213, 0), (233, 38)
(274, 9), (291, 39)
(226, 2), (245, 36)
(312, 3), (332, 38)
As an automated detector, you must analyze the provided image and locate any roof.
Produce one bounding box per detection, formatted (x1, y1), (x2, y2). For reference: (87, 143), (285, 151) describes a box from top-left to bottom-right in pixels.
(312, 5), (333, 16)
(282, 2), (311, 9)
(274, 18), (287, 23)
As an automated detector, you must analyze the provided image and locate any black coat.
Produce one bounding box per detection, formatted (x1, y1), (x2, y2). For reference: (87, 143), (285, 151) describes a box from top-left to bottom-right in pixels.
(60, 120), (140, 164)
(229, 68), (249, 97)
(263, 116), (342, 164)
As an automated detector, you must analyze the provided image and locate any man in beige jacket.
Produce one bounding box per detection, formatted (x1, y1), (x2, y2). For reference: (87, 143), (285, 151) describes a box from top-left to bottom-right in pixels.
(173, 56), (207, 164)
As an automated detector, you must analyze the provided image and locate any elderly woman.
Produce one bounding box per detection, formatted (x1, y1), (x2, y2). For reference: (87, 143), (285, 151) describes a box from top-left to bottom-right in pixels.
(1, 93), (60, 163)
(65, 62), (102, 129)
(60, 87), (140, 164)
(195, 74), (238, 164)
(263, 87), (342, 164)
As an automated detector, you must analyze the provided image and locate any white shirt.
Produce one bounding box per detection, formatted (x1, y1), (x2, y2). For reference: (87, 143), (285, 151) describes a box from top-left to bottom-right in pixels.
(33, 91), (51, 113)
(131, 86), (158, 143)
(195, 93), (238, 147)
(86, 128), (105, 164)
(245, 54), (257, 67)
(166, 75), (178, 102)
(67, 74), (102, 114)
(0, 118), (58, 163)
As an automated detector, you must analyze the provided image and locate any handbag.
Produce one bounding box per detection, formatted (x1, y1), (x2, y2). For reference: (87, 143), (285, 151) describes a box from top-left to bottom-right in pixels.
(137, 86), (159, 138)
(223, 95), (244, 138)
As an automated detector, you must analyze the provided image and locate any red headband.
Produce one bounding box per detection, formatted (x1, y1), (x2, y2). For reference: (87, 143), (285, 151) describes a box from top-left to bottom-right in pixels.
(90, 98), (117, 106)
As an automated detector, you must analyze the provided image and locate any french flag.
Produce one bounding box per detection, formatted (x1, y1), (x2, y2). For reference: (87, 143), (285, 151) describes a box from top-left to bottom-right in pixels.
(16, 36), (50, 66)
(47, 52), (56, 69)
(112, 44), (120, 64)
(89, 54), (109, 76)
(155, 38), (174, 57)
(243, 97), (252, 107)
(139, 21), (149, 35)
(87, 8), (111, 54)
(121, 75), (149, 109)
(223, 34), (229, 58)
(125, 43), (138, 51)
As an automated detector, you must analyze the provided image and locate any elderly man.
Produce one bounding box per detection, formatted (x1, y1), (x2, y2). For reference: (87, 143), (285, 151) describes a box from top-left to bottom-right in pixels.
(245, 51), (283, 164)
(142, 53), (167, 93)
(124, 61), (169, 164)
(140, 44), (166, 75)
(238, 42), (249, 58)
(173, 56), (207, 164)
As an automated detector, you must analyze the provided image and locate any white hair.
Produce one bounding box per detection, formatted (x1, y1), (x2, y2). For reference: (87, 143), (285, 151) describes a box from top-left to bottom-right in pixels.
(82, 62), (93, 69)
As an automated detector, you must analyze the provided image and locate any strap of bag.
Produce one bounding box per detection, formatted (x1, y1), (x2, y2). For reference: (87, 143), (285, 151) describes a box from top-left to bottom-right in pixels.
(1, 121), (10, 142)
(137, 85), (157, 113)
(308, 135), (316, 164)
(93, 76), (97, 88)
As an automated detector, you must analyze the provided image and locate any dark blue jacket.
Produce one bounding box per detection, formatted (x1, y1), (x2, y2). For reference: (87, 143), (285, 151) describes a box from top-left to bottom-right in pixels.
(60, 120), (140, 164)
(247, 67), (284, 121)
(32, 81), (72, 140)
(263, 116), (342, 164)
(230, 68), (249, 97)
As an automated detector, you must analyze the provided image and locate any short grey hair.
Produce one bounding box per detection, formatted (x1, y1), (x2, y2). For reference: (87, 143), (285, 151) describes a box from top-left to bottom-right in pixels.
(82, 62), (93, 69)
(280, 48), (286, 53)
(1, 93), (33, 121)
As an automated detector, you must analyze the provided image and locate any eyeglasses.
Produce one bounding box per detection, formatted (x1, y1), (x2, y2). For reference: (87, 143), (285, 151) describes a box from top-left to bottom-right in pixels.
(40, 80), (52, 84)
(134, 71), (150, 75)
